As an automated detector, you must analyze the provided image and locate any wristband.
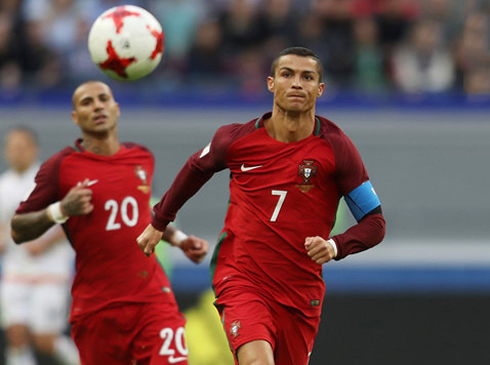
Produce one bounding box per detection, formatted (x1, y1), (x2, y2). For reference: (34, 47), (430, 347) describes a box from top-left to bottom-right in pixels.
(47, 202), (69, 224)
(327, 238), (338, 258)
(171, 230), (188, 247)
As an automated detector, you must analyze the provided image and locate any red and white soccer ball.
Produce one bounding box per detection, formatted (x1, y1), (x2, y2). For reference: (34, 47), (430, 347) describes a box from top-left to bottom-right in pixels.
(88, 5), (164, 81)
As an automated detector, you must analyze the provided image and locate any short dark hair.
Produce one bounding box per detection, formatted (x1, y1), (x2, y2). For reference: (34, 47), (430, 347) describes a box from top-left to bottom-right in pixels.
(6, 125), (39, 146)
(270, 47), (323, 81)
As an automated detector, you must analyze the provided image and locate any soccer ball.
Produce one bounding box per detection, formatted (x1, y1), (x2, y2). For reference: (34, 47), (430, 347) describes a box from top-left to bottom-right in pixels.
(88, 5), (164, 81)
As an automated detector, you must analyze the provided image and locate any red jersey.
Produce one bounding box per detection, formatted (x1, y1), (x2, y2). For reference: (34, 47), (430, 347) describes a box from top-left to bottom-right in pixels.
(153, 114), (385, 316)
(16, 140), (177, 322)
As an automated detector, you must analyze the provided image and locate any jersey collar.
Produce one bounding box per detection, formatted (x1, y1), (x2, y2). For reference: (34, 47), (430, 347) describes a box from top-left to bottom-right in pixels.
(255, 112), (321, 136)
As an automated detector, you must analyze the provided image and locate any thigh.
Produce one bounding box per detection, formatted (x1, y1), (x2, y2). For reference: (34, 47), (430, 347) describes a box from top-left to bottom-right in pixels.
(31, 283), (70, 334)
(1, 282), (30, 328)
(71, 306), (135, 365)
(132, 303), (188, 365)
(237, 340), (274, 365)
(214, 287), (277, 359)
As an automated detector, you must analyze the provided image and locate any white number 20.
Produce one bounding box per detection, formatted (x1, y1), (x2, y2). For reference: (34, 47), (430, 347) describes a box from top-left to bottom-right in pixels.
(159, 327), (188, 359)
(271, 190), (287, 222)
(104, 196), (139, 231)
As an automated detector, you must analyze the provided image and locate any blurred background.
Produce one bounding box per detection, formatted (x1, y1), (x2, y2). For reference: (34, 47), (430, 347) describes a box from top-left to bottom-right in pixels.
(0, 0), (489, 364)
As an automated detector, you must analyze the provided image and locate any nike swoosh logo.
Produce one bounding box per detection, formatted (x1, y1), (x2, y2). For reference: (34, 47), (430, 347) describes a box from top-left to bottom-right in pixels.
(168, 356), (187, 364)
(241, 164), (262, 172)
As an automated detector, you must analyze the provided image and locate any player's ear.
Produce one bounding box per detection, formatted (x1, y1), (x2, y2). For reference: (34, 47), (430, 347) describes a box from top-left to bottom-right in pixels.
(267, 76), (274, 92)
(317, 82), (325, 97)
(71, 111), (80, 126)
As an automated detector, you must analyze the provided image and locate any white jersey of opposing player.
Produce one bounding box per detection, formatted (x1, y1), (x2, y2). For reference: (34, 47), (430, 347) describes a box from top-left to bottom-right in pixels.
(0, 163), (75, 282)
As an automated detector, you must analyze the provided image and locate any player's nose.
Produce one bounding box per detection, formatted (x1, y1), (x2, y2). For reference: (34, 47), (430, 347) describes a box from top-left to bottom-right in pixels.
(292, 76), (303, 88)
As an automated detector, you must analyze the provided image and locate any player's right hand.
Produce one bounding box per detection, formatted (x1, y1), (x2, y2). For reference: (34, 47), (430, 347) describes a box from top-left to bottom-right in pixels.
(61, 178), (94, 217)
(137, 223), (163, 257)
(304, 236), (336, 265)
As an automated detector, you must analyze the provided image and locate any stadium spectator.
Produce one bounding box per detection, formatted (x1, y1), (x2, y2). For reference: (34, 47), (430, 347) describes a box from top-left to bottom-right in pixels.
(0, 12), (21, 92)
(353, 16), (386, 91)
(0, 0), (486, 95)
(391, 19), (455, 93)
(311, 0), (357, 88)
(185, 20), (229, 85)
(216, 0), (263, 58)
(256, 0), (298, 60)
(460, 13), (490, 94)
(151, 0), (204, 76)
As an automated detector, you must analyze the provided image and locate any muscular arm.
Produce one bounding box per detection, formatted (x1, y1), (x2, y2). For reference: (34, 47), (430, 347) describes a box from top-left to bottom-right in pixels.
(11, 209), (55, 244)
(24, 223), (67, 256)
(138, 162), (214, 257)
(139, 124), (235, 255)
(11, 179), (94, 244)
(152, 124), (235, 230)
(152, 160), (214, 231)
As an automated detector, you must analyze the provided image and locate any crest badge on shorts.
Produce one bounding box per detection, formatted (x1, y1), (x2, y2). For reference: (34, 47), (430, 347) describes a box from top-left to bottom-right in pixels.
(230, 320), (241, 338)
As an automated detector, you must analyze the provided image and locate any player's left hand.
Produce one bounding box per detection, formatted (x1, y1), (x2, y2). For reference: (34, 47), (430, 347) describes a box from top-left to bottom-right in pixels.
(304, 236), (335, 265)
(137, 224), (163, 257)
(179, 235), (209, 264)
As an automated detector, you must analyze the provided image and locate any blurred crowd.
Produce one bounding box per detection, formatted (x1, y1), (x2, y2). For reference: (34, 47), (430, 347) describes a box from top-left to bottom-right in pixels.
(0, 0), (489, 96)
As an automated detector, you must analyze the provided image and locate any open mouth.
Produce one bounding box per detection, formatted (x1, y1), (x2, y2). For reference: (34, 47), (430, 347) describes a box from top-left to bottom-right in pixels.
(93, 114), (107, 123)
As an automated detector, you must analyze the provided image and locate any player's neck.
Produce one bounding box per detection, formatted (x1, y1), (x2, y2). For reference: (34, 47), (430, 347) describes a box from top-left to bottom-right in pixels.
(266, 109), (315, 143)
(81, 133), (121, 156)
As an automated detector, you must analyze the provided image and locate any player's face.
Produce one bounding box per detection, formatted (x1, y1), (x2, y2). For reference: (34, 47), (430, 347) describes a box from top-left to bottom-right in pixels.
(267, 55), (324, 114)
(4, 131), (38, 173)
(71, 82), (120, 134)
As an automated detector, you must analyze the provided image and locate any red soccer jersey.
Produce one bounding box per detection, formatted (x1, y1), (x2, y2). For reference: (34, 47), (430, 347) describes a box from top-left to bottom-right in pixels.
(153, 113), (385, 317)
(16, 140), (177, 322)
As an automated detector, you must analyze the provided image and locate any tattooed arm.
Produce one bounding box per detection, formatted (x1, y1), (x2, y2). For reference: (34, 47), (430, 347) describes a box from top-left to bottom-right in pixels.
(11, 179), (94, 244)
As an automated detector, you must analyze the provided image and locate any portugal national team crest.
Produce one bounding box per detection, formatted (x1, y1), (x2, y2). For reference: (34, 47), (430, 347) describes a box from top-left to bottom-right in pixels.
(296, 160), (318, 193)
(230, 320), (241, 339)
(135, 165), (150, 194)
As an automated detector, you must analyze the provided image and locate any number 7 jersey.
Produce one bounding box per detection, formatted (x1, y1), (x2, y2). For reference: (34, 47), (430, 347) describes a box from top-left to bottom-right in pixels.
(16, 140), (178, 322)
(152, 113), (385, 317)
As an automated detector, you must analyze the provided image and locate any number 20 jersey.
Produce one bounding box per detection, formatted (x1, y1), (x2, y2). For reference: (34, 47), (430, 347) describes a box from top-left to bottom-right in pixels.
(16, 140), (177, 322)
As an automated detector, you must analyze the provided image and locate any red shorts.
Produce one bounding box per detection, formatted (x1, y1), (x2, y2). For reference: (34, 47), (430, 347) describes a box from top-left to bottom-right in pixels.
(71, 302), (188, 365)
(215, 286), (321, 365)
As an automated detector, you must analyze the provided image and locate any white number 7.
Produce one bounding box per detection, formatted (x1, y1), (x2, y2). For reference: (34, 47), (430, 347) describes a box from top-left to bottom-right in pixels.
(271, 190), (287, 222)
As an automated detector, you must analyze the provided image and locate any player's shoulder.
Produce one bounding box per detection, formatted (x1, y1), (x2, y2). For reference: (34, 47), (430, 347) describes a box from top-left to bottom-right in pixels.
(44, 146), (77, 165)
(217, 118), (258, 136)
(120, 142), (153, 160)
(32, 146), (76, 180)
(212, 117), (260, 149)
(316, 115), (345, 137)
(316, 115), (356, 144)
(121, 141), (152, 154)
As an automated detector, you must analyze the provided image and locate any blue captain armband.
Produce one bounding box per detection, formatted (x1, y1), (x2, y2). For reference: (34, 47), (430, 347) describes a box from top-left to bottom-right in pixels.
(344, 181), (381, 222)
